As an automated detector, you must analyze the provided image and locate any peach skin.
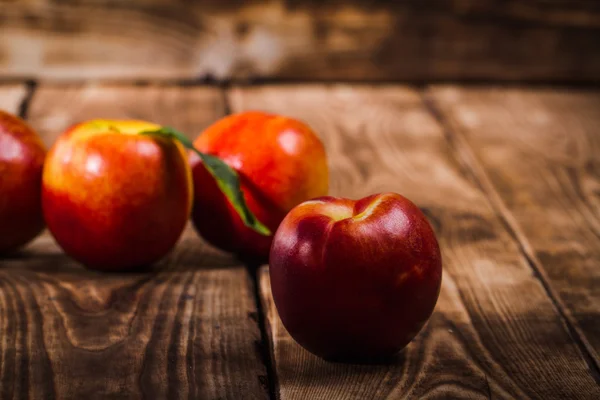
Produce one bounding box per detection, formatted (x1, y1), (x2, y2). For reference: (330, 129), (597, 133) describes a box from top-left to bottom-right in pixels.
(269, 193), (443, 361)
(190, 111), (329, 261)
(0, 110), (46, 253)
(42, 120), (192, 271)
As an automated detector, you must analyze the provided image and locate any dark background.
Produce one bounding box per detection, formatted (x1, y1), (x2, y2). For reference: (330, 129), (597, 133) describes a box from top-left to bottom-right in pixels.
(1, 0), (599, 83)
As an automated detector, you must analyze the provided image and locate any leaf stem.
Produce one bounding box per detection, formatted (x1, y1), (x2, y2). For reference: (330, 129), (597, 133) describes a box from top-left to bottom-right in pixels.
(140, 127), (271, 236)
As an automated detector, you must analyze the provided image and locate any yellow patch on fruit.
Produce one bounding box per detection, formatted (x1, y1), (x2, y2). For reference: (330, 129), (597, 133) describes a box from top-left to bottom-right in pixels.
(43, 120), (193, 214)
(396, 271), (411, 286)
(72, 120), (161, 140)
(300, 200), (353, 222)
(352, 195), (389, 222)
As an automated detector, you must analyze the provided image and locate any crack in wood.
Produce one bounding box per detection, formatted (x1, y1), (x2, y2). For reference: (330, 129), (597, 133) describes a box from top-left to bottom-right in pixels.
(249, 265), (281, 400)
(17, 80), (37, 120)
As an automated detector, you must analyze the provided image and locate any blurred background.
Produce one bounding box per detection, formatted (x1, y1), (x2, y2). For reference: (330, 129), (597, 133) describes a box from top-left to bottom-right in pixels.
(1, 0), (599, 83)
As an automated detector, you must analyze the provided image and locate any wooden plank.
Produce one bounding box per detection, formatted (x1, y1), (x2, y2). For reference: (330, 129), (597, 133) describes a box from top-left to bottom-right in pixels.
(0, 84), (27, 114)
(0, 85), (269, 399)
(429, 86), (600, 368)
(27, 84), (226, 149)
(1, 1), (599, 82)
(232, 85), (600, 399)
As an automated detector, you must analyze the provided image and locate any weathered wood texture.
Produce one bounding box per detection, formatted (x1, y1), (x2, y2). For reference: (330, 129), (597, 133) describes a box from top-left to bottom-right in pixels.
(0, 85), (269, 399)
(429, 86), (600, 369)
(1, 1), (600, 82)
(234, 86), (600, 399)
(0, 84), (26, 114)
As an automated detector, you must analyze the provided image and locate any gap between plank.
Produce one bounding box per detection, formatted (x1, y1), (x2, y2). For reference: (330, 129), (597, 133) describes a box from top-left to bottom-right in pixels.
(223, 81), (279, 400)
(18, 80), (38, 119)
(3, 77), (600, 88)
(220, 84), (232, 116)
(248, 266), (280, 400)
(420, 90), (600, 383)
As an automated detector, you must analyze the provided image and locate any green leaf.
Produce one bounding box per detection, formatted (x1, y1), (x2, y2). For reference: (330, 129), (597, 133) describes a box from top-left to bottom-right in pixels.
(140, 126), (271, 236)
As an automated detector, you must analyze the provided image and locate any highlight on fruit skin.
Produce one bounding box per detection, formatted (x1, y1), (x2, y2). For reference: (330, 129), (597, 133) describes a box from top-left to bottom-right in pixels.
(190, 110), (329, 262)
(269, 192), (442, 361)
(0, 110), (46, 254)
(41, 119), (193, 271)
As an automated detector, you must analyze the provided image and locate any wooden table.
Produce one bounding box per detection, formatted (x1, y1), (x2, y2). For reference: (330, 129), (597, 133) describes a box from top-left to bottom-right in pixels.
(0, 83), (599, 399)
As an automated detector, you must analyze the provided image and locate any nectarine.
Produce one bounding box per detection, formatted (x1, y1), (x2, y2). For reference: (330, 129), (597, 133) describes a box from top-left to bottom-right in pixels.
(270, 193), (442, 361)
(0, 111), (46, 253)
(190, 111), (328, 261)
(42, 120), (192, 271)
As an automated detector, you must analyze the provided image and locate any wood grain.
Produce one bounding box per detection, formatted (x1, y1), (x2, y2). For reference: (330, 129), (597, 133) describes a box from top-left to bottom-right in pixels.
(429, 86), (600, 369)
(0, 85), (269, 399)
(27, 84), (226, 149)
(1, 1), (599, 82)
(0, 84), (27, 114)
(231, 85), (600, 399)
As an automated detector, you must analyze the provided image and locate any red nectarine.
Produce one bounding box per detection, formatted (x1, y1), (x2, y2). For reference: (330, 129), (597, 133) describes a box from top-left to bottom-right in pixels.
(0, 111), (46, 253)
(190, 111), (329, 261)
(42, 120), (192, 271)
(269, 193), (442, 361)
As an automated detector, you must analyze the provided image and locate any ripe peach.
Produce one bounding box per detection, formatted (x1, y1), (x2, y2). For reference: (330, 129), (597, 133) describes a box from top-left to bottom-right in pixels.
(269, 193), (442, 361)
(42, 120), (192, 271)
(0, 111), (46, 253)
(190, 111), (328, 261)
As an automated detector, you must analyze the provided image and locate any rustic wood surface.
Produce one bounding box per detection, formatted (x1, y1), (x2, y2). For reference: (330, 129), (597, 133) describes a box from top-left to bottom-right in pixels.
(428, 86), (600, 369)
(231, 85), (600, 399)
(1, 0), (600, 82)
(0, 84), (27, 114)
(1, 83), (600, 399)
(0, 85), (269, 399)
